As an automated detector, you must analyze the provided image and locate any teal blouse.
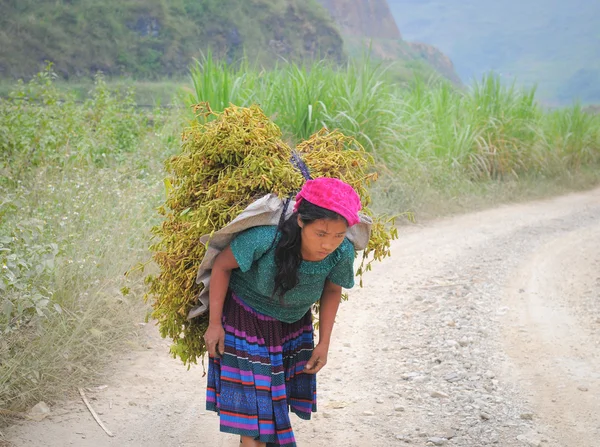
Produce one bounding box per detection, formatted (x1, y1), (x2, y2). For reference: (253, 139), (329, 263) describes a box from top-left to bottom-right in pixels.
(228, 226), (355, 323)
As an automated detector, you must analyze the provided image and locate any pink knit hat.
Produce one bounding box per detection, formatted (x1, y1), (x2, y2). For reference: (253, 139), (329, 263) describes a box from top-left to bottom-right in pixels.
(293, 177), (362, 227)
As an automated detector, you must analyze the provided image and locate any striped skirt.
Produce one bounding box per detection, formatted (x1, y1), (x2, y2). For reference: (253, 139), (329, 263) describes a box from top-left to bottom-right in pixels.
(206, 293), (317, 446)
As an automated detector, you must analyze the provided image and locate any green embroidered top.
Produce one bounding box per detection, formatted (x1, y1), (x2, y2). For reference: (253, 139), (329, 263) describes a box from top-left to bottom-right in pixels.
(229, 225), (355, 323)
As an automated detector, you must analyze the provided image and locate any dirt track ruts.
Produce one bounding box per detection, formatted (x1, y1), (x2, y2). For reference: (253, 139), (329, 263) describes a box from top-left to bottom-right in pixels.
(4, 187), (600, 447)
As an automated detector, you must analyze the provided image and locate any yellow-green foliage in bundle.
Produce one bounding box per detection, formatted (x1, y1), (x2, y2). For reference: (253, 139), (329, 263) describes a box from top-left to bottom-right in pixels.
(145, 103), (398, 366)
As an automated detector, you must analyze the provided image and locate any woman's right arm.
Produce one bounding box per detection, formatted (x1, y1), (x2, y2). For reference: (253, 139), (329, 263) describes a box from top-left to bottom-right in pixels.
(203, 245), (239, 357)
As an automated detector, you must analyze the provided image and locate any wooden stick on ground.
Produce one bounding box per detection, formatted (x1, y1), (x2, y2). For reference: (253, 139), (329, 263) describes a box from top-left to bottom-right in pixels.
(78, 387), (114, 437)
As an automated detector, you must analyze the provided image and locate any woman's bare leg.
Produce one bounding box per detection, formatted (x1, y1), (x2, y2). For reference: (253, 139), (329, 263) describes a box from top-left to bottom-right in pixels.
(240, 436), (266, 447)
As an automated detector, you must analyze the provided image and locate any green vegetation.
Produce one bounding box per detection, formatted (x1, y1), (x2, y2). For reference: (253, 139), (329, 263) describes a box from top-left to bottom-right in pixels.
(0, 77), (188, 107)
(0, 67), (181, 412)
(1, 58), (599, 416)
(185, 54), (398, 149)
(341, 36), (462, 86)
(185, 54), (600, 183)
(0, 0), (344, 79)
(0, 0), (463, 91)
(388, 0), (600, 104)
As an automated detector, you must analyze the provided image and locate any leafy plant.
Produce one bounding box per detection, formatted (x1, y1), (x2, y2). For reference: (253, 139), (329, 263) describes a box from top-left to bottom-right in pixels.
(0, 65), (147, 174)
(0, 219), (60, 332)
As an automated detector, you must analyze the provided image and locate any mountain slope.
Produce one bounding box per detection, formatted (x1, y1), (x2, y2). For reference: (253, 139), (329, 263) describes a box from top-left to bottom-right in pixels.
(0, 0), (345, 79)
(318, 0), (402, 39)
(387, 0), (600, 104)
(0, 0), (462, 86)
(317, 0), (461, 84)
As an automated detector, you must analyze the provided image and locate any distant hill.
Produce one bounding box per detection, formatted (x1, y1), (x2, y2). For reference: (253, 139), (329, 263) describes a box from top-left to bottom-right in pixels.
(0, 0), (461, 86)
(317, 0), (461, 84)
(318, 0), (402, 39)
(387, 0), (600, 104)
(0, 0), (345, 79)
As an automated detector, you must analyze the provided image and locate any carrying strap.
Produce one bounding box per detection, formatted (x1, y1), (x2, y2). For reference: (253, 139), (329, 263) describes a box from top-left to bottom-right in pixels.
(284, 149), (312, 225)
(290, 150), (312, 182)
(269, 151), (312, 251)
(280, 151), (313, 229)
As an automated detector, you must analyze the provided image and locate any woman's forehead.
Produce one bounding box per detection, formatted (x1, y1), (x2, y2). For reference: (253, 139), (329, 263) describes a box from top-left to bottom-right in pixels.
(309, 218), (347, 233)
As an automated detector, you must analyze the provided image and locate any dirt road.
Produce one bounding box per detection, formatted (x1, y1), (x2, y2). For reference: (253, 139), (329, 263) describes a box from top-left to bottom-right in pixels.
(4, 187), (600, 447)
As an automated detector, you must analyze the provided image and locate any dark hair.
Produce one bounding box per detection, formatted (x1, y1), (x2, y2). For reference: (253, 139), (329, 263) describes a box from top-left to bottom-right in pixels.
(272, 200), (348, 301)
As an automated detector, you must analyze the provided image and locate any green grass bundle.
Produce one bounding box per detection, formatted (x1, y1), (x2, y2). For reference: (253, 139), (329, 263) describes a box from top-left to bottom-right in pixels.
(145, 103), (397, 366)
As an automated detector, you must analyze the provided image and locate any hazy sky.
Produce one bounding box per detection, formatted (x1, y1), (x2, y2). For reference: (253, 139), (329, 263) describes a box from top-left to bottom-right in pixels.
(387, 0), (600, 103)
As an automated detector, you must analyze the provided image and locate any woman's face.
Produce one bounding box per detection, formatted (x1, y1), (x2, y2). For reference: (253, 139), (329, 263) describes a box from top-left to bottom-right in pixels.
(298, 217), (348, 262)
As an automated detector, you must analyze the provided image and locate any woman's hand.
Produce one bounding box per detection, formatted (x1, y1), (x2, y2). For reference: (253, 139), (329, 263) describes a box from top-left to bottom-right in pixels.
(203, 323), (225, 358)
(304, 343), (328, 374)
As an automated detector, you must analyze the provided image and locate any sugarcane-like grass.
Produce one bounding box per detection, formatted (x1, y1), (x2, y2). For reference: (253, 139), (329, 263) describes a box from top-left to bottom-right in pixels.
(187, 54), (599, 175)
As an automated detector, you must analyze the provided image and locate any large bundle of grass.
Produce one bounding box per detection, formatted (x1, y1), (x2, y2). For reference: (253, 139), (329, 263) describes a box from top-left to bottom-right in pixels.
(145, 103), (397, 366)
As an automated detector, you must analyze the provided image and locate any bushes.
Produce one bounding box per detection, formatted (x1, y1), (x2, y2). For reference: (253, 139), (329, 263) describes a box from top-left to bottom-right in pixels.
(0, 67), (177, 413)
(0, 65), (145, 173)
(0, 219), (60, 331)
(186, 55), (600, 183)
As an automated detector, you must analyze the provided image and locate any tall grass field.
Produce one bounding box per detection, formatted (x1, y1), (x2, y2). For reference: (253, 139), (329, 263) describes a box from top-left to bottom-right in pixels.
(1, 57), (599, 417)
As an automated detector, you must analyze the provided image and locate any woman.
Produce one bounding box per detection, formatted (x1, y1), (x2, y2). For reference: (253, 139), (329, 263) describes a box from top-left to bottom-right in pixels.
(203, 177), (361, 447)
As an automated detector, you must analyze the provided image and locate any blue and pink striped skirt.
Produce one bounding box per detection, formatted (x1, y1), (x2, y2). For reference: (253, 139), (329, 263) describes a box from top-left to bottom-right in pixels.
(206, 293), (317, 446)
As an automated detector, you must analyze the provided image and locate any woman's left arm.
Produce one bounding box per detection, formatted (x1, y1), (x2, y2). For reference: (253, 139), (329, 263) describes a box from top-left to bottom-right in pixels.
(304, 280), (342, 374)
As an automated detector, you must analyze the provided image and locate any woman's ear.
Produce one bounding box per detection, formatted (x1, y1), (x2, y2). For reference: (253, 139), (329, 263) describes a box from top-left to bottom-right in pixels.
(297, 215), (303, 228)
